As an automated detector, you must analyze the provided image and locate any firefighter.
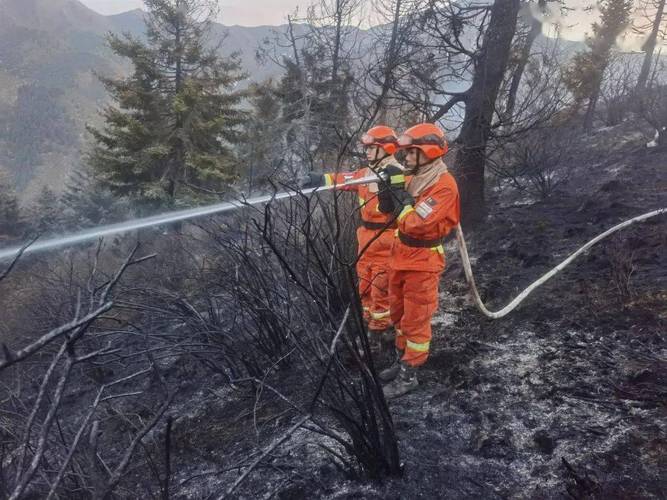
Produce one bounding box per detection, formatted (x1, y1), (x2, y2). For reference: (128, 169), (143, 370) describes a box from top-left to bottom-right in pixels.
(297, 126), (404, 352)
(377, 123), (460, 399)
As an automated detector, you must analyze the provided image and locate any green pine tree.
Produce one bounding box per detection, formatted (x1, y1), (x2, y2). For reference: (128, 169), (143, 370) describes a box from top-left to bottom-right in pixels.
(273, 46), (355, 172)
(30, 186), (62, 234)
(564, 0), (633, 130)
(239, 81), (284, 194)
(87, 0), (247, 209)
(61, 169), (132, 227)
(265, 9), (357, 174)
(0, 170), (22, 238)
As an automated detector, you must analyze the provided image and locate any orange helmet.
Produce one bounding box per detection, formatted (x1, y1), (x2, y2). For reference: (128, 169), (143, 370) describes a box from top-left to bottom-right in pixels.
(360, 125), (399, 155)
(398, 123), (448, 160)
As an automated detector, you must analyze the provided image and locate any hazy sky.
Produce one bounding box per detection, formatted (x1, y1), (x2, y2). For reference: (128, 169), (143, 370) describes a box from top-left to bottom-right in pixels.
(81, 1), (603, 36)
(79, 0), (646, 49)
(79, 0), (302, 26)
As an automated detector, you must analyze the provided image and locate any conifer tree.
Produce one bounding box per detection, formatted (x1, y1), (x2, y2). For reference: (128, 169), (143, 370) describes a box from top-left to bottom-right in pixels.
(263, 2), (361, 174)
(87, 0), (246, 208)
(565, 0), (633, 131)
(0, 170), (22, 238)
(61, 169), (132, 226)
(239, 82), (284, 194)
(634, 0), (666, 90)
(30, 186), (62, 234)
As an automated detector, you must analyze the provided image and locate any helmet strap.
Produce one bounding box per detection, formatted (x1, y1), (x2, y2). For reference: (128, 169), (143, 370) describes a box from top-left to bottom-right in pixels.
(370, 148), (388, 167)
(415, 151), (438, 170)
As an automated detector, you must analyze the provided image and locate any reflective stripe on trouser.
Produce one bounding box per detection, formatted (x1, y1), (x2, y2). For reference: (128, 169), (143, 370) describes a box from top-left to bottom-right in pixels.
(357, 258), (391, 330)
(388, 268), (441, 366)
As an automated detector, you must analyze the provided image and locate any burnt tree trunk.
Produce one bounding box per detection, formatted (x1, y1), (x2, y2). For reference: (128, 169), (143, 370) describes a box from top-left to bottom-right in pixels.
(374, 0), (403, 124)
(505, 0), (545, 123)
(172, 0), (184, 200)
(636, 0), (666, 90)
(456, 0), (521, 227)
(583, 50), (614, 133)
(583, 84), (602, 131)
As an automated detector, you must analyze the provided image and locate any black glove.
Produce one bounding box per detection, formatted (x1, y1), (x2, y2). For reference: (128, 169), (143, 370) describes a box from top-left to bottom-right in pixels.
(296, 172), (325, 189)
(377, 184), (395, 213)
(378, 165), (414, 214)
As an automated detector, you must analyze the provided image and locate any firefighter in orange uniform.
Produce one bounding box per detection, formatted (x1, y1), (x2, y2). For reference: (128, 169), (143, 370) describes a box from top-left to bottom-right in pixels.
(298, 126), (404, 350)
(377, 123), (460, 399)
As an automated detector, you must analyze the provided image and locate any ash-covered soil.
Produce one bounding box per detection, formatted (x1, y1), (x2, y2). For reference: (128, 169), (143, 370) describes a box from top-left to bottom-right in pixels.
(330, 124), (666, 499)
(314, 125), (666, 499)
(126, 123), (666, 499)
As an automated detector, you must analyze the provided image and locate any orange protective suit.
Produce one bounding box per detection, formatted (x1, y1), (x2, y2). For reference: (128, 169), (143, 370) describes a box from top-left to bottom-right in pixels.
(325, 157), (400, 331)
(388, 160), (460, 366)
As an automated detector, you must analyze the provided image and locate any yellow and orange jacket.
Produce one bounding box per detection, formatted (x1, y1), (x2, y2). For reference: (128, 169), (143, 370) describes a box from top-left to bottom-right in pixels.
(391, 164), (460, 272)
(324, 158), (402, 262)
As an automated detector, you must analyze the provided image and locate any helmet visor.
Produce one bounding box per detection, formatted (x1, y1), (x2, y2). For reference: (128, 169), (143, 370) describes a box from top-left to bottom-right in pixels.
(362, 133), (398, 146)
(398, 133), (445, 147)
(361, 133), (375, 146)
(397, 134), (413, 147)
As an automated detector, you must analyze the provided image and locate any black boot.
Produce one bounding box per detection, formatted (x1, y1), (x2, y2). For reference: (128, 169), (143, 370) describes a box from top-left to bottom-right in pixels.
(378, 349), (402, 382)
(369, 328), (394, 355)
(359, 328), (394, 358)
(382, 362), (419, 400)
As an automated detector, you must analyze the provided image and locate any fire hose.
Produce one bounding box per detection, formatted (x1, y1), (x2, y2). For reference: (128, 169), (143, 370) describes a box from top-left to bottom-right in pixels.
(455, 209), (666, 319)
(0, 175), (664, 320)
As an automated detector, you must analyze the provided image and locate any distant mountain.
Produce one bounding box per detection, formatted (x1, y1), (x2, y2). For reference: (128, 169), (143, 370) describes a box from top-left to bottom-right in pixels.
(0, 0), (110, 33)
(0, 0), (289, 76)
(0, 0), (290, 201)
(104, 8), (304, 81)
(0, 0), (638, 204)
(107, 8), (147, 36)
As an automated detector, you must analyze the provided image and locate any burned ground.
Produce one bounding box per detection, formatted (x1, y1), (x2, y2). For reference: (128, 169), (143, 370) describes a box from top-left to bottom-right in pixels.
(331, 123), (666, 499)
(1, 122), (665, 499)
(124, 123), (665, 499)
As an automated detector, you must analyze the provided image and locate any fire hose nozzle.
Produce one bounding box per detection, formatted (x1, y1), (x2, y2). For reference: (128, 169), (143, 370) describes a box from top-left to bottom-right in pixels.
(376, 171), (389, 182)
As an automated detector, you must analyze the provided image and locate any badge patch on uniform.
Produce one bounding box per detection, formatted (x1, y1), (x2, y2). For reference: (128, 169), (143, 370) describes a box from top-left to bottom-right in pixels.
(415, 201), (434, 219)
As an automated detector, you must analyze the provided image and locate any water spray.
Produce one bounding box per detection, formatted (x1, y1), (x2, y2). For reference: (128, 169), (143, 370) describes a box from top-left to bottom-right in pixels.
(0, 175), (380, 262)
(0, 175), (663, 321)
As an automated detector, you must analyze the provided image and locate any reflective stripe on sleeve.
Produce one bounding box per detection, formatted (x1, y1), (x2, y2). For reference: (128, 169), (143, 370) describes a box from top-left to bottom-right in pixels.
(398, 205), (414, 222)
